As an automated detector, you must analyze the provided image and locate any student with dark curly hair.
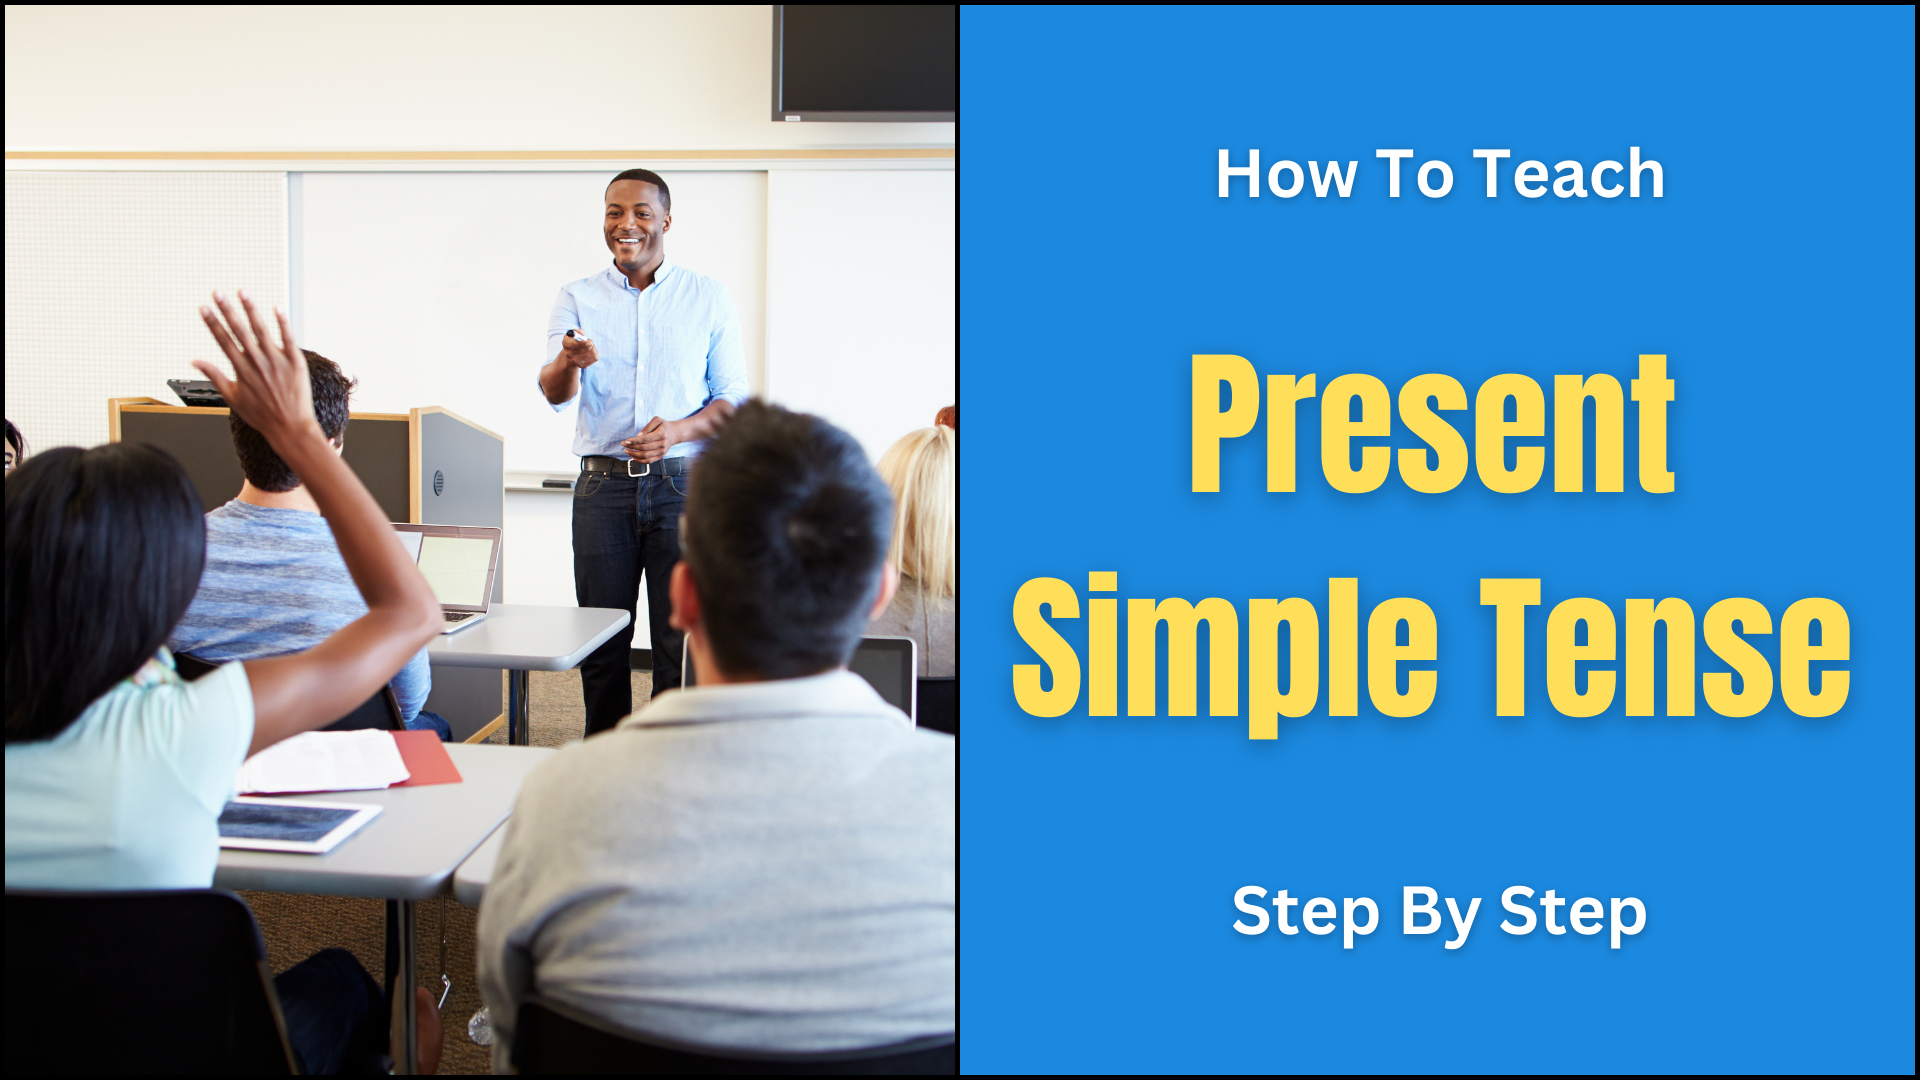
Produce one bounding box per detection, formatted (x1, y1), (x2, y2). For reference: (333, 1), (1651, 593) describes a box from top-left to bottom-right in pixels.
(166, 349), (440, 736)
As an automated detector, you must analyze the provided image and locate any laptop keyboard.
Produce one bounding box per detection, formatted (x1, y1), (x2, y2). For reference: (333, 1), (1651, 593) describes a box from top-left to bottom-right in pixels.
(443, 611), (477, 623)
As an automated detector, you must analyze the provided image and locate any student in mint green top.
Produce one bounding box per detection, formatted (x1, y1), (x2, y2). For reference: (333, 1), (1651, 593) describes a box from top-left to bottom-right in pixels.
(5, 647), (253, 889)
(3, 292), (448, 1074)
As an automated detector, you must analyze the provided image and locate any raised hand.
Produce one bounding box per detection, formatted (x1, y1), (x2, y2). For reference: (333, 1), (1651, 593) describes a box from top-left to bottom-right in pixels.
(192, 290), (321, 449)
(189, 291), (442, 758)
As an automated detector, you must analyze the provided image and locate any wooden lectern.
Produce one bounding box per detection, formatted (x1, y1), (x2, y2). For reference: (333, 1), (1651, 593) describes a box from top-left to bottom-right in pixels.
(109, 397), (508, 741)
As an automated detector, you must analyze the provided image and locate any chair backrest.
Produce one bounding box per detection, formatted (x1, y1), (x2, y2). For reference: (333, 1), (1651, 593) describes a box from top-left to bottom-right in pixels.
(173, 651), (220, 681)
(513, 997), (956, 1075)
(916, 677), (957, 736)
(177, 654), (401, 732)
(4, 889), (297, 1074)
(324, 684), (406, 733)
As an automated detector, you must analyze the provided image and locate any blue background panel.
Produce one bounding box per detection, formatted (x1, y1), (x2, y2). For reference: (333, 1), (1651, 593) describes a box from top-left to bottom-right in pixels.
(959, 6), (1913, 1073)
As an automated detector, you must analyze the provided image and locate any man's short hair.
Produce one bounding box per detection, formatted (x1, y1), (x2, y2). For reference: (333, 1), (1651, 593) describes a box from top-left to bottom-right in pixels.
(229, 350), (355, 493)
(683, 401), (893, 680)
(608, 168), (672, 212)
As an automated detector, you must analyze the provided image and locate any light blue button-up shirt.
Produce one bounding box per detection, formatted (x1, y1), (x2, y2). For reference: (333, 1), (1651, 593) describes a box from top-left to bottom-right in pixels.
(545, 261), (749, 460)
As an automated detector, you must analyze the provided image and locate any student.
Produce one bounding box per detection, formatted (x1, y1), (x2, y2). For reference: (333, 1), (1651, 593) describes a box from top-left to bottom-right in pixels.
(4, 292), (445, 1074)
(870, 424), (955, 677)
(478, 402), (954, 1068)
(167, 350), (440, 735)
(4, 419), (26, 473)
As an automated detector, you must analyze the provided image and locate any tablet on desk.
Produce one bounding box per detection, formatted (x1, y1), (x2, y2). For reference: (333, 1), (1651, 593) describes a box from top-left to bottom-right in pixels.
(218, 797), (382, 854)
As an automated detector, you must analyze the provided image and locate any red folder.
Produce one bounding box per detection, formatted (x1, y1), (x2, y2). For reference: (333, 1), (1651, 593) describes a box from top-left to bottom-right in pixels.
(390, 730), (463, 787)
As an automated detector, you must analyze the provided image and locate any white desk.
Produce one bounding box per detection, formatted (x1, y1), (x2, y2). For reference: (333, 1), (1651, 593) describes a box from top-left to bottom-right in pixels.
(215, 743), (555, 1073)
(214, 743), (551, 897)
(452, 823), (506, 907)
(426, 604), (631, 745)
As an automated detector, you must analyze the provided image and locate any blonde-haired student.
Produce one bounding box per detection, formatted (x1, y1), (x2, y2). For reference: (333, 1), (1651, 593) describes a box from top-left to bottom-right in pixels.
(870, 425), (954, 677)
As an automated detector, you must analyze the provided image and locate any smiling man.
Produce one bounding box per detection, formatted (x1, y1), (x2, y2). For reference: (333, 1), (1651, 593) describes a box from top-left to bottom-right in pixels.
(539, 168), (748, 731)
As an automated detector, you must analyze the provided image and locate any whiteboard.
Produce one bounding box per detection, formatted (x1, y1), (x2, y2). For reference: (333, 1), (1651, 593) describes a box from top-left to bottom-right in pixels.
(298, 170), (768, 473)
(766, 170), (956, 462)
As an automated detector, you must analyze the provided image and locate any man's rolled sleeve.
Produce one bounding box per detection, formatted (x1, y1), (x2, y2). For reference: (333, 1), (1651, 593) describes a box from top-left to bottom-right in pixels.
(544, 287), (581, 413)
(705, 291), (750, 407)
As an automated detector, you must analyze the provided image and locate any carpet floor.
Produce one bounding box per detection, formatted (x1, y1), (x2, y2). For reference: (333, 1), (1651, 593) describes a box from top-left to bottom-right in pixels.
(240, 666), (650, 1075)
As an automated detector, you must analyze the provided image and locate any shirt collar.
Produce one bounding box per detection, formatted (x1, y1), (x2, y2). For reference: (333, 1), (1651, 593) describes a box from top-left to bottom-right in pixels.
(605, 259), (674, 293)
(617, 669), (910, 731)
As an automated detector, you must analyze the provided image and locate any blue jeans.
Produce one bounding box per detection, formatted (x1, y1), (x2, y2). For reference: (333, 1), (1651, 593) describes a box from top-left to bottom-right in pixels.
(572, 469), (689, 734)
(273, 947), (388, 1074)
(408, 709), (452, 741)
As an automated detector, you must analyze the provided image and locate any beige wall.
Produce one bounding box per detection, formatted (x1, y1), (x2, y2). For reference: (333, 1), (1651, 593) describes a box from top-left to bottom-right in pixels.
(4, 5), (952, 152)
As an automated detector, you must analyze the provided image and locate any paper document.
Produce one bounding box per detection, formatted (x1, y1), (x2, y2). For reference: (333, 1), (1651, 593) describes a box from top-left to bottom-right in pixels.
(238, 729), (412, 794)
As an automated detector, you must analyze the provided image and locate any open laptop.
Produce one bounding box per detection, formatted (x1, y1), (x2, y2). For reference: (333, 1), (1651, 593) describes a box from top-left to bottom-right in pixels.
(392, 523), (501, 634)
(681, 635), (918, 723)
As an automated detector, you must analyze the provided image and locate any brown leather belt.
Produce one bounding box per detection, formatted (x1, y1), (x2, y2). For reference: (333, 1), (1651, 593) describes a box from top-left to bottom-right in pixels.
(580, 455), (690, 478)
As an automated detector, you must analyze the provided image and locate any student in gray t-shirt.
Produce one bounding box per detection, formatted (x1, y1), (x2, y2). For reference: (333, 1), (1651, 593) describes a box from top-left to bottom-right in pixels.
(478, 402), (953, 1068)
(168, 351), (435, 731)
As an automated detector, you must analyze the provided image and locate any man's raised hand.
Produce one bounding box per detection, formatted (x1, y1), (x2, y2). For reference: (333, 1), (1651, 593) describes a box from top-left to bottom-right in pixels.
(192, 289), (321, 448)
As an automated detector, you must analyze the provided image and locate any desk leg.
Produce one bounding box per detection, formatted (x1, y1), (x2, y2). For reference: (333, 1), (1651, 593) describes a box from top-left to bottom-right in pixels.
(508, 668), (531, 746)
(388, 898), (419, 1074)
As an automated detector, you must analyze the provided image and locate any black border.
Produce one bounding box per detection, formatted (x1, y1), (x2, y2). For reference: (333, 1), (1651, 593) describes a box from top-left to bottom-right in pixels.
(771, 5), (958, 123)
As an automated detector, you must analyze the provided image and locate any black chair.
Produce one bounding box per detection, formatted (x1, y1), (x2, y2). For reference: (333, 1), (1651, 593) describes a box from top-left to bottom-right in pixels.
(326, 684), (405, 733)
(173, 651), (222, 681)
(175, 653), (403, 732)
(916, 677), (956, 735)
(4, 889), (298, 1074)
(513, 997), (956, 1075)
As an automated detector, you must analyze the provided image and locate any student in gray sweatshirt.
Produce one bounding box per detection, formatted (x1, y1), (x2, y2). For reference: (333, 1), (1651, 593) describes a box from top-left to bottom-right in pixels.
(478, 401), (954, 1068)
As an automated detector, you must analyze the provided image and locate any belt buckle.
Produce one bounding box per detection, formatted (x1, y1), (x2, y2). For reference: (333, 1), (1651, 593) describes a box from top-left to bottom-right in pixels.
(626, 459), (651, 478)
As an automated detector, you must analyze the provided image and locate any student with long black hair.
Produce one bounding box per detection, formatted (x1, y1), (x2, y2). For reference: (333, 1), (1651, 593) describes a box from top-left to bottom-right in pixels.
(5, 291), (447, 1073)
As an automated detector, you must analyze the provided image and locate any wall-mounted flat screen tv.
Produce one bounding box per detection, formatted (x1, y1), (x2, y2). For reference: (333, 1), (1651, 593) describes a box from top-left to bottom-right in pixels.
(772, 5), (956, 122)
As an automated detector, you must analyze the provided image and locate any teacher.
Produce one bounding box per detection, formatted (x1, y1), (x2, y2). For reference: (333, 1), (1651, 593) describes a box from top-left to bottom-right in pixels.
(539, 168), (747, 734)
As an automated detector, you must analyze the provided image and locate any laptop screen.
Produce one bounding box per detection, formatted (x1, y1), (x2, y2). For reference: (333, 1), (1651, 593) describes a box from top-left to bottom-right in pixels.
(417, 535), (495, 608)
(848, 638), (916, 718)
